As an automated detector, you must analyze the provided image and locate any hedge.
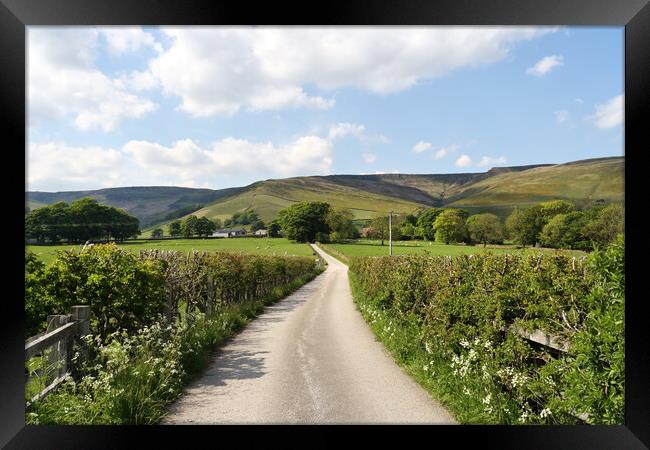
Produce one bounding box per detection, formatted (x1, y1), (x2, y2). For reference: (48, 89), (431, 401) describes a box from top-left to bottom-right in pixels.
(349, 235), (624, 424)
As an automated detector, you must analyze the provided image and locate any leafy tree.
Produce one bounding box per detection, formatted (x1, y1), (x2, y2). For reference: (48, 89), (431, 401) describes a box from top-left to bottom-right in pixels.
(194, 217), (216, 237)
(466, 213), (503, 246)
(326, 208), (358, 242)
(39, 244), (165, 337)
(212, 218), (223, 229)
(168, 220), (182, 237)
(25, 198), (139, 243)
(404, 214), (418, 226)
(434, 209), (467, 244)
(539, 200), (575, 221)
(506, 205), (546, 247)
(268, 221), (281, 237)
(276, 201), (331, 243)
(400, 222), (417, 240)
(181, 215), (200, 237)
(250, 219), (266, 232)
(151, 228), (164, 239)
(582, 203), (624, 250)
(416, 208), (446, 241)
(223, 218), (233, 227)
(539, 212), (589, 249)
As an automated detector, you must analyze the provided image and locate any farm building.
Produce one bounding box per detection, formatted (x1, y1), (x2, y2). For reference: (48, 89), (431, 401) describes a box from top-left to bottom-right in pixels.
(254, 229), (268, 236)
(212, 228), (247, 238)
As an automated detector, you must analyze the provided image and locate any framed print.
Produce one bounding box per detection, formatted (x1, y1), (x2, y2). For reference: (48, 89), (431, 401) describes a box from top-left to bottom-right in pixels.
(1, 0), (648, 448)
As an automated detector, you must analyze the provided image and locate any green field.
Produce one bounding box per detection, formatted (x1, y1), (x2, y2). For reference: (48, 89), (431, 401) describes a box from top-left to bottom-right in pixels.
(326, 239), (586, 258)
(27, 238), (315, 265)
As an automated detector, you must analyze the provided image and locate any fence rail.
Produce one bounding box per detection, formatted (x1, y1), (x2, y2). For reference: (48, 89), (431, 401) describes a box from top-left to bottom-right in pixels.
(25, 305), (90, 408)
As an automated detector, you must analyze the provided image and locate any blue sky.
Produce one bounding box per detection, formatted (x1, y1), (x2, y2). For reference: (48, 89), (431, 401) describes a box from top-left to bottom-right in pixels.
(27, 26), (623, 192)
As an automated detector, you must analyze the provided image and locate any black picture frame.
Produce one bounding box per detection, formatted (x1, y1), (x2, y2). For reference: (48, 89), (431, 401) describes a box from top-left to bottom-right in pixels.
(1, 0), (648, 448)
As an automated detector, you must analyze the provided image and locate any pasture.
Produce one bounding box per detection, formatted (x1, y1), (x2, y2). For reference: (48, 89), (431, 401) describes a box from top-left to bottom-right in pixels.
(327, 239), (586, 258)
(27, 237), (314, 265)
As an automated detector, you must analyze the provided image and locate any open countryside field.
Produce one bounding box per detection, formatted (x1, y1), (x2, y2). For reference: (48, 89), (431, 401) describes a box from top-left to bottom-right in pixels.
(27, 237), (315, 265)
(327, 239), (586, 258)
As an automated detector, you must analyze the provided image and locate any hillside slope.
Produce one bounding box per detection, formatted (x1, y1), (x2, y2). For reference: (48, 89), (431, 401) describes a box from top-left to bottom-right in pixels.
(27, 186), (243, 227)
(29, 156), (624, 232)
(185, 157), (623, 225)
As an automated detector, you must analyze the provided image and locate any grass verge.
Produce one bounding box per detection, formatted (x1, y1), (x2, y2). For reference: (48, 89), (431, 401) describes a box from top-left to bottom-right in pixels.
(349, 271), (493, 424)
(27, 268), (323, 425)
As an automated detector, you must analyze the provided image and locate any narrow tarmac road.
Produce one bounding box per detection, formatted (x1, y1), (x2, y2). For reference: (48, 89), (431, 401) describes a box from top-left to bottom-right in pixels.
(161, 244), (456, 424)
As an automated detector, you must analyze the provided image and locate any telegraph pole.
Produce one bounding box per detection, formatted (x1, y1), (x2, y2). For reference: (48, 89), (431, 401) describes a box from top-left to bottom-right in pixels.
(389, 211), (392, 256)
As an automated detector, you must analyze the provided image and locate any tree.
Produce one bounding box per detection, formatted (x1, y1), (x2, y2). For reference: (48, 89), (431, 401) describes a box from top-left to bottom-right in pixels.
(168, 220), (182, 237)
(181, 215), (200, 237)
(433, 209), (467, 244)
(276, 202), (331, 242)
(195, 217), (216, 237)
(24, 198), (139, 243)
(582, 203), (624, 249)
(466, 213), (503, 246)
(539, 212), (589, 249)
(368, 214), (403, 244)
(506, 205), (544, 247)
(268, 221), (281, 237)
(152, 228), (164, 239)
(539, 200), (575, 220)
(250, 219), (266, 232)
(368, 215), (388, 245)
(416, 208), (446, 241)
(326, 208), (358, 242)
(400, 222), (417, 240)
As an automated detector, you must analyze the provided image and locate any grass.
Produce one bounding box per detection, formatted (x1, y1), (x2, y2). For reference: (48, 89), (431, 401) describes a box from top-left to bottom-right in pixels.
(326, 239), (586, 258)
(28, 267), (324, 425)
(348, 272), (493, 424)
(27, 237), (314, 265)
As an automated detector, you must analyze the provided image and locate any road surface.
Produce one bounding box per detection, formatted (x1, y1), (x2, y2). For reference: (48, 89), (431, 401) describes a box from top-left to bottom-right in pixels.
(161, 243), (456, 424)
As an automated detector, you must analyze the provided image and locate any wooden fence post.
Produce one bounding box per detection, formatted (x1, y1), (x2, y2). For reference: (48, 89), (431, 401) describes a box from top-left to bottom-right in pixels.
(69, 306), (90, 380)
(45, 315), (71, 383)
(70, 306), (90, 337)
(206, 276), (214, 316)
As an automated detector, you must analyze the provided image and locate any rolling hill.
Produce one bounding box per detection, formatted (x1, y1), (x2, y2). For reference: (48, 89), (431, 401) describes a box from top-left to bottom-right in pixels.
(181, 156), (623, 226)
(26, 186), (243, 227)
(28, 156), (624, 233)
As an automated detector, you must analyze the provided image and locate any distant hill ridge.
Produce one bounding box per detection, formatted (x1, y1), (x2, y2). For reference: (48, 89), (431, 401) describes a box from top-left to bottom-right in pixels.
(27, 156), (624, 229)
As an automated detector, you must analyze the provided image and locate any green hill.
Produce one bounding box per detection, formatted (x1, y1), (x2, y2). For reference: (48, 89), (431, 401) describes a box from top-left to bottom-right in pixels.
(28, 156), (624, 234)
(26, 186), (243, 227)
(186, 157), (622, 224)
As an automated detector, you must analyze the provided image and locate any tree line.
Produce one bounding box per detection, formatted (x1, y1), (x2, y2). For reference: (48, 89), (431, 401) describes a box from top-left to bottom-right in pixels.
(272, 199), (623, 250)
(159, 209), (267, 238)
(25, 198), (139, 243)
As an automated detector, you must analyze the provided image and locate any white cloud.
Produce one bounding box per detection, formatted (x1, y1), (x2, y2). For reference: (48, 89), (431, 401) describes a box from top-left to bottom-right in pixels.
(362, 153), (377, 163)
(574, 98), (584, 104)
(590, 94), (624, 129)
(412, 141), (432, 153)
(455, 154), (473, 168)
(478, 155), (507, 167)
(433, 144), (460, 160)
(100, 28), (162, 55)
(146, 27), (554, 117)
(526, 55), (563, 76)
(328, 122), (366, 140)
(29, 134), (335, 190)
(28, 28), (156, 132)
(27, 142), (128, 190)
(555, 110), (569, 124)
(124, 136), (333, 183)
(116, 70), (160, 92)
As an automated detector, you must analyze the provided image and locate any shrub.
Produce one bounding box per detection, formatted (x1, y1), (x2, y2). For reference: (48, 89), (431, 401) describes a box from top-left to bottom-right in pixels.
(349, 236), (624, 424)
